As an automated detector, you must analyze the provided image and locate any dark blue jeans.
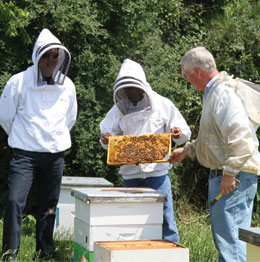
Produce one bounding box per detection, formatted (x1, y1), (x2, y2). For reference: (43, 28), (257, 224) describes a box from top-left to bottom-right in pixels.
(2, 148), (64, 260)
(123, 174), (179, 243)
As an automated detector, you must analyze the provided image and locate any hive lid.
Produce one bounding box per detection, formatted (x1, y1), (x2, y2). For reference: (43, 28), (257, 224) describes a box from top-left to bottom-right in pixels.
(107, 133), (171, 165)
(61, 176), (113, 187)
(239, 227), (260, 247)
(71, 187), (167, 203)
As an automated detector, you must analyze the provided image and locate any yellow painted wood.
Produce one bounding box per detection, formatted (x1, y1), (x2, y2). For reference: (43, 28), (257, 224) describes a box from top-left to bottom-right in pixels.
(107, 133), (171, 165)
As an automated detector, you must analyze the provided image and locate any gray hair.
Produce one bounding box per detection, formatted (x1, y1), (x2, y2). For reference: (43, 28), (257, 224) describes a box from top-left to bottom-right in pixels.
(181, 47), (216, 73)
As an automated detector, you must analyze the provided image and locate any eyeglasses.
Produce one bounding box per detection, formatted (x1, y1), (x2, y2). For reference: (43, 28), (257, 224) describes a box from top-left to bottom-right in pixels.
(41, 52), (59, 59)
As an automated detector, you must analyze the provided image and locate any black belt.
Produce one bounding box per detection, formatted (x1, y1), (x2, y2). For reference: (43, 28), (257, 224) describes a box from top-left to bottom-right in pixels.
(211, 169), (223, 177)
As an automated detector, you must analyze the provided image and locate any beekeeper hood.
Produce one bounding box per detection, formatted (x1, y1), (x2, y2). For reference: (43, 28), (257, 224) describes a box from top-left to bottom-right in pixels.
(32, 28), (71, 86)
(114, 59), (154, 115)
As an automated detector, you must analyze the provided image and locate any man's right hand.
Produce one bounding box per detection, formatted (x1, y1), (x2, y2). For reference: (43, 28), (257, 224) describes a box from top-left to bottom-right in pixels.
(220, 174), (237, 195)
(169, 147), (187, 163)
(100, 133), (112, 144)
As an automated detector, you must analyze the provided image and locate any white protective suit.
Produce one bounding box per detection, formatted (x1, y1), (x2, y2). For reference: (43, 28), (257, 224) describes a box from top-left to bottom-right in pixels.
(185, 71), (260, 176)
(100, 59), (191, 179)
(0, 28), (77, 153)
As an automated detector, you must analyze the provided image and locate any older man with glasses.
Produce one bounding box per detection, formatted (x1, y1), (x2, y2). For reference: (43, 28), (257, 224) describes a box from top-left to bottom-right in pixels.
(169, 47), (259, 262)
(0, 28), (77, 261)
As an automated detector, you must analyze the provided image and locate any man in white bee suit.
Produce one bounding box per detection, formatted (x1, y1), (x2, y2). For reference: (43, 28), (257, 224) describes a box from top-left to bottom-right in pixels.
(100, 59), (191, 243)
(0, 28), (77, 261)
(169, 47), (260, 262)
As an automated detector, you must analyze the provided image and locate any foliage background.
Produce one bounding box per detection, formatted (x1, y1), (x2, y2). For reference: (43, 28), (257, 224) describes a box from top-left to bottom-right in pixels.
(0, 0), (259, 215)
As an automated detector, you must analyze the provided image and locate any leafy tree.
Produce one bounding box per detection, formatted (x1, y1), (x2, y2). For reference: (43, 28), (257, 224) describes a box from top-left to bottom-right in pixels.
(205, 0), (260, 80)
(0, 0), (259, 213)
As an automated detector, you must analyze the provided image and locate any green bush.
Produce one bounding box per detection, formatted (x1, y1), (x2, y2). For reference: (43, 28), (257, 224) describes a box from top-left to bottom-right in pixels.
(0, 0), (259, 214)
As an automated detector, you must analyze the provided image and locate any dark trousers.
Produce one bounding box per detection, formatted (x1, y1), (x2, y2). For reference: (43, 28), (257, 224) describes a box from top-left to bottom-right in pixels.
(2, 148), (64, 260)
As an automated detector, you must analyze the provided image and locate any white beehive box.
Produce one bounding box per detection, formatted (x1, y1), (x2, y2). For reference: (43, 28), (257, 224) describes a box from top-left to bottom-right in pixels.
(54, 176), (113, 236)
(239, 227), (260, 262)
(94, 240), (189, 262)
(74, 217), (162, 252)
(72, 187), (167, 252)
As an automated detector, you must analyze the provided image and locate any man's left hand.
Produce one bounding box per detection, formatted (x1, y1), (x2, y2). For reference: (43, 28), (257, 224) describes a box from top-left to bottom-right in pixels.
(171, 127), (182, 139)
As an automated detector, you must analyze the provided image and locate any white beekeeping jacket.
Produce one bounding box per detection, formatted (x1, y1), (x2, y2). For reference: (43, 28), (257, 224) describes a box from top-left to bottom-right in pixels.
(185, 72), (260, 176)
(0, 29), (77, 153)
(100, 59), (191, 178)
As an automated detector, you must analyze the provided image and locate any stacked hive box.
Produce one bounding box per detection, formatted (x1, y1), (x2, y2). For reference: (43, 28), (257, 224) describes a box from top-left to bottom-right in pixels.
(94, 240), (189, 262)
(71, 187), (167, 262)
(54, 176), (113, 237)
(239, 227), (260, 262)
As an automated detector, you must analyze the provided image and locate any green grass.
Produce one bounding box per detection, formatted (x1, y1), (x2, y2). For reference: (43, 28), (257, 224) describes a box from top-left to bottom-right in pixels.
(0, 217), (74, 262)
(0, 206), (259, 262)
(177, 207), (218, 262)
